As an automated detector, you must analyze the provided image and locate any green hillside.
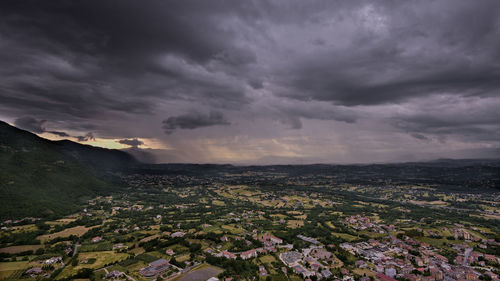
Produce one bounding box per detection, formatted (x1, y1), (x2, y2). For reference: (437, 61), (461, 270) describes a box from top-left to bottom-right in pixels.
(0, 121), (137, 220)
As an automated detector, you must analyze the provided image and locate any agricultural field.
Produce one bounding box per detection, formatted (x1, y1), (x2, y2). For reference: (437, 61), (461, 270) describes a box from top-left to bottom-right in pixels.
(0, 261), (29, 280)
(56, 251), (128, 279)
(0, 245), (42, 254)
(173, 264), (222, 281)
(37, 225), (92, 242)
(1, 167), (499, 281)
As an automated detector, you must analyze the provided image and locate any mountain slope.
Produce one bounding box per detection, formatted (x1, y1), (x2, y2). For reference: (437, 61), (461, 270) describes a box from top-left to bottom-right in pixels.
(0, 121), (138, 219)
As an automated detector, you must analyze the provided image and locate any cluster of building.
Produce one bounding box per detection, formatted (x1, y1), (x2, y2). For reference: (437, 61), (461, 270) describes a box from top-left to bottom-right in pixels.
(206, 233), (284, 260)
(279, 245), (335, 279)
(344, 215), (395, 233)
(340, 232), (500, 281)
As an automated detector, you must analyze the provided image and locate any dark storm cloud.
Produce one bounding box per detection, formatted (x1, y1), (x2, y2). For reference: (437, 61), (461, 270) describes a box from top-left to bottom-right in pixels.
(1, 0), (500, 162)
(390, 97), (500, 142)
(162, 111), (230, 134)
(410, 133), (429, 141)
(0, 0), (234, 61)
(118, 138), (144, 148)
(75, 133), (95, 142)
(273, 101), (358, 129)
(394, 115), (500, 143)
(0, 0), (252, 127)
(14, 116), (46, 133)
(276, 1), (500, 106)
(47, 131), (70, 137)
(14, 116), (70, 137)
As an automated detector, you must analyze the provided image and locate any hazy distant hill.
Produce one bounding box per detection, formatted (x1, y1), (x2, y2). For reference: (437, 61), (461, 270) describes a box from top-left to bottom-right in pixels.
(133, 160), (500, 189)
(0, 121), (138, 219)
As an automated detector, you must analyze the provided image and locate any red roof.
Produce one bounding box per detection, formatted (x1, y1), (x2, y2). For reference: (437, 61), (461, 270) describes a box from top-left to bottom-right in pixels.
(376, 273), (398, 281)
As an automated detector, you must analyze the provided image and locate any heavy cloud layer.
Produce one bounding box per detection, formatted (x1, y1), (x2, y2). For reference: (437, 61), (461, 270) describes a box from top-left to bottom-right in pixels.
(1, 0), (499, 163)
(163, 111), (230, 135)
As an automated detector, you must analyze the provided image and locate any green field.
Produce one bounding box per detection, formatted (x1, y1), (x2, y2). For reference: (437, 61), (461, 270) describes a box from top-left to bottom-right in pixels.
(0, 261), (29, 271)
(172, 264), (223, 281)
(259, 255), (276, 264)
(331, 232), (358, 241)
(37, 225), (92, 242)
(0, 245), (43, 254)
(221, 224), (245, 234)
(56, 251), (128, 279)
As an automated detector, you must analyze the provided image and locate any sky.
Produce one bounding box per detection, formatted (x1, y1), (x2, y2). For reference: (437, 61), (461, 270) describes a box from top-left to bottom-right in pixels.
(1, 0), (500, 164)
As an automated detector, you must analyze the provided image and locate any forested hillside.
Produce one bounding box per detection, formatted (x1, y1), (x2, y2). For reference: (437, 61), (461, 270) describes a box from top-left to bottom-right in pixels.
(0, 121), (137, 219)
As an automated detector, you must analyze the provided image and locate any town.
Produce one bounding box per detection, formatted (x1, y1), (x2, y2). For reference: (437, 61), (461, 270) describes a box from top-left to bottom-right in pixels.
(0, 172), (499, 281)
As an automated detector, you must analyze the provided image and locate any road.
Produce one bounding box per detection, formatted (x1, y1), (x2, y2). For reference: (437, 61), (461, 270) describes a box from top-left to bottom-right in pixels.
(72, 242), (80, 257)
(49, 241), (80, 279)
(123, 272), (137, 281)
(463, 247), (473, 266)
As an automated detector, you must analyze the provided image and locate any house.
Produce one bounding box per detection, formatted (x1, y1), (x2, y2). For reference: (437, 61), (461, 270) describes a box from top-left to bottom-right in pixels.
(430, 268), (443, 281)
(259, 234), (283, 244)
(44, 257), (62, 264)
(265, 246), (276, 252)
(106, 271), (124, 278)
(376, 273), (398, 281)
(92, 236), (103, 243)
(465, 271), (478, 281)
(166, 249), (175, 255)
(355, 260), (367, 268)
(25, 268), (43, 275)
(65, 248), (72, 255)
(222, 250), (237, 259)
(322, 269), (332, 278)
(240, 249), (257, 260)
(297, 234), (320, 245)
(404, 273), (421, 281)
(207, 278), (219, 281)
(269, 235), (283, 244)
(259, 265), (268, 276)
(485, 254), (499, 263)
(385, 268), (396, 278)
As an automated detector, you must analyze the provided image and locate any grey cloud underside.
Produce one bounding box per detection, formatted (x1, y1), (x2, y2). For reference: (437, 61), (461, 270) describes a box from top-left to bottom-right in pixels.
(0, 0), (251, 123)
(162, 111), (230, 134)
(1, 0), (500, 162)
(14, 116), (46, 134)
(118, 138), (144, 148)
(75, 132), (95, 142)
(276, 2), (500, 106)
(393, 113), (500, 143)
(14, 116), (68, 137)
(14, 116), (91, 140)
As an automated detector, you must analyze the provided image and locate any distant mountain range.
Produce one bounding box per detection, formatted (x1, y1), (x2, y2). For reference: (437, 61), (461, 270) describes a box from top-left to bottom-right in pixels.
(1, 120), (499, 220)
(0, 121), (138, 219)
(133, 160), (500, 189)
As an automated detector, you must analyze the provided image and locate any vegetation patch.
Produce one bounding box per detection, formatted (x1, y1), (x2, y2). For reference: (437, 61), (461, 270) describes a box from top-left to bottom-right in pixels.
(0, 245), (43, 254)
(37, 225), (92, 242)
